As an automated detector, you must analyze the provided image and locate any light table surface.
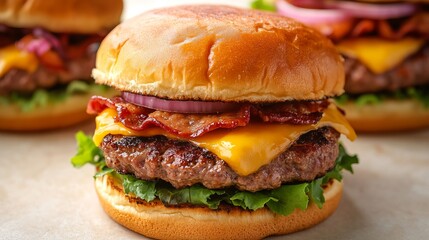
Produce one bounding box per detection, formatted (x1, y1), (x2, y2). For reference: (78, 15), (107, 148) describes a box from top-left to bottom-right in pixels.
(1, 0), (428, 239)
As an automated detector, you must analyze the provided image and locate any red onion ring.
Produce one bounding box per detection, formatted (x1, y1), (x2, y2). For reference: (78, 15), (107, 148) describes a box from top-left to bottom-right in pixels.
(22, 38), (51, 55)
(33, 28), (66, 58)
(33, 28), (61, 50)
(276, 0), (350, 24)
(326, 1), (416, 20)
(122, 92), (241, 114)
(287, 0), (325, 9)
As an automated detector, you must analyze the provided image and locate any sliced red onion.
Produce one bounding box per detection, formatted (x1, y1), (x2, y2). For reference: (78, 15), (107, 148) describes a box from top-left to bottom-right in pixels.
(276, 0), (350, 24)
(287, 0), (325, 9)
(122, 92), (241, 114)
(22, 38), (51, 55)
(33, 28), (61, 49)
(327, 1), (416, 19)
(33, 28), (65, 58)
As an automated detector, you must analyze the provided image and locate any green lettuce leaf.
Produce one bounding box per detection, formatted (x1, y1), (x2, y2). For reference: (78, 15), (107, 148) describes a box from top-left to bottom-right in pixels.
(335, 94), (349, 105)
(122, 174), (157, 202)
(120, 174), (225, 209)
(187, 185), (225, 208)
(157, 184), (225, 209)
(230, 191), (275, 211)
(66, 80), (91, 94)
(3, 89), (50, 112)
(267, 183), (308, 215)
(94, 168), (114, 178)
(307, 179), (325, 209)
(251, 0), (276, 11)
(71, 132), (358, 216)
(309, 144), (358, 208)
(337, 143), (359, 174)
(407, 87), (429, 107)
(2, 81), (109, 112)
(355, 94), (381, 106)
(336, 86), (429, 108)
(71, 131), (104, 168)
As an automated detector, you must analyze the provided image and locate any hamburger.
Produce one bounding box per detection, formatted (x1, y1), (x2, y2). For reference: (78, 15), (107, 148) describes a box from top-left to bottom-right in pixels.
(253, 0), (429, 132)
(0, 0), (123, 131)
(72, 5), (358, 239)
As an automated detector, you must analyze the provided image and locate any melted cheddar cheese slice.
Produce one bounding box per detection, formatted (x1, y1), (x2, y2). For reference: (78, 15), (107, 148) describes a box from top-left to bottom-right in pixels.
(337, 37), (424, 74)
(93, 104), (356, 176)
(0, 45), (38, 77)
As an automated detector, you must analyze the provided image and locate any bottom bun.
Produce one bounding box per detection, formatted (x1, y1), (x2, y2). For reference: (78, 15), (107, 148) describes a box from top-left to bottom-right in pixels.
(340, 99), (429, 132)
(0, 88), (116, 131)
(95, 174), (343, 240)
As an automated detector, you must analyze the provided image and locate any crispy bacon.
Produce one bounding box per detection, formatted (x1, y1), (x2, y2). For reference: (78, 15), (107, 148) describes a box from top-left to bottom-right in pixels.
(320, 12), (429, 42)
(397, 13), (429, 39)
(87, 95), (117, 114)
(61, 34), (104, 59)
(88, 96), (329, 138)
(350, 20), (375, 38)
(314, 19), (355, 41)
(147, 106), (250, 137)
(253, 100), (330, 125)
(378, 20), (395, 39)
(4, 26), (104, 72)
(16, 35), (65, 70)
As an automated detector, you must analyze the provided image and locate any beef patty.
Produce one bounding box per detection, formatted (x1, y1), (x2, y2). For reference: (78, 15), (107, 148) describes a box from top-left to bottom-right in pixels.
(0, 51), (95, 95)
(344, 45), (429, 94)
(100, 127), (340, 192)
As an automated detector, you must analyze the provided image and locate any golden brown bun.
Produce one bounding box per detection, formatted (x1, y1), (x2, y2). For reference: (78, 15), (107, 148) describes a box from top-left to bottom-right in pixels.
(95, 174), (343, 240)
(0, 88), (116, 131)
(93, 5), (345, 102)
(0, 0), (123, 33)
(340, 99), (429, 132)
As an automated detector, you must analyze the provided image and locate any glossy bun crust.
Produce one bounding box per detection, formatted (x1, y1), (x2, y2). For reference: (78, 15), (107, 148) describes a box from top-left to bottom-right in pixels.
(93, 5), (345, 102)
(340, 99), (429, 132)
(0, 0), (123, 33)
(95, 174), (343, 240)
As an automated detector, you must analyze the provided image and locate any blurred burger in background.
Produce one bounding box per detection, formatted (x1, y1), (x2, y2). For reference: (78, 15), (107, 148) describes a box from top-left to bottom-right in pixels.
(0, 0), (123, 131)
(253, 0), (429, 132)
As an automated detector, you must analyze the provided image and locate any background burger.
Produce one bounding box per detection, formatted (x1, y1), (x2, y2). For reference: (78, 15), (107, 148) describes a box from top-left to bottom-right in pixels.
(253, 0), (429, 132)
(72, 5), (358, 239)
(0, 0), (123, 131)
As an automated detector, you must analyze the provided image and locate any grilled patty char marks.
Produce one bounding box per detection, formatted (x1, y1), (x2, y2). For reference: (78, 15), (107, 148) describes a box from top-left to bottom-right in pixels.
(100, 127), (340, 192)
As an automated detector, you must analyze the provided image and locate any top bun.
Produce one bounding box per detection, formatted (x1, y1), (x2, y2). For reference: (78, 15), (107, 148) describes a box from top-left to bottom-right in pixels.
(0, 0), (123, 33)
(93, 5), (345, 102)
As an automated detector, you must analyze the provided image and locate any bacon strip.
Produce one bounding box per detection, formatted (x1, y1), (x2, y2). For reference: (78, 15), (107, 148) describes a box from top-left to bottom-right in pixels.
(88, 96), (329, 138)
(317, 13), (429, 42)
(61, 34), (104, 59)
(147, 106), (250, 137)
(397, 13), (429, 39)
(252, 100), (329, 125)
